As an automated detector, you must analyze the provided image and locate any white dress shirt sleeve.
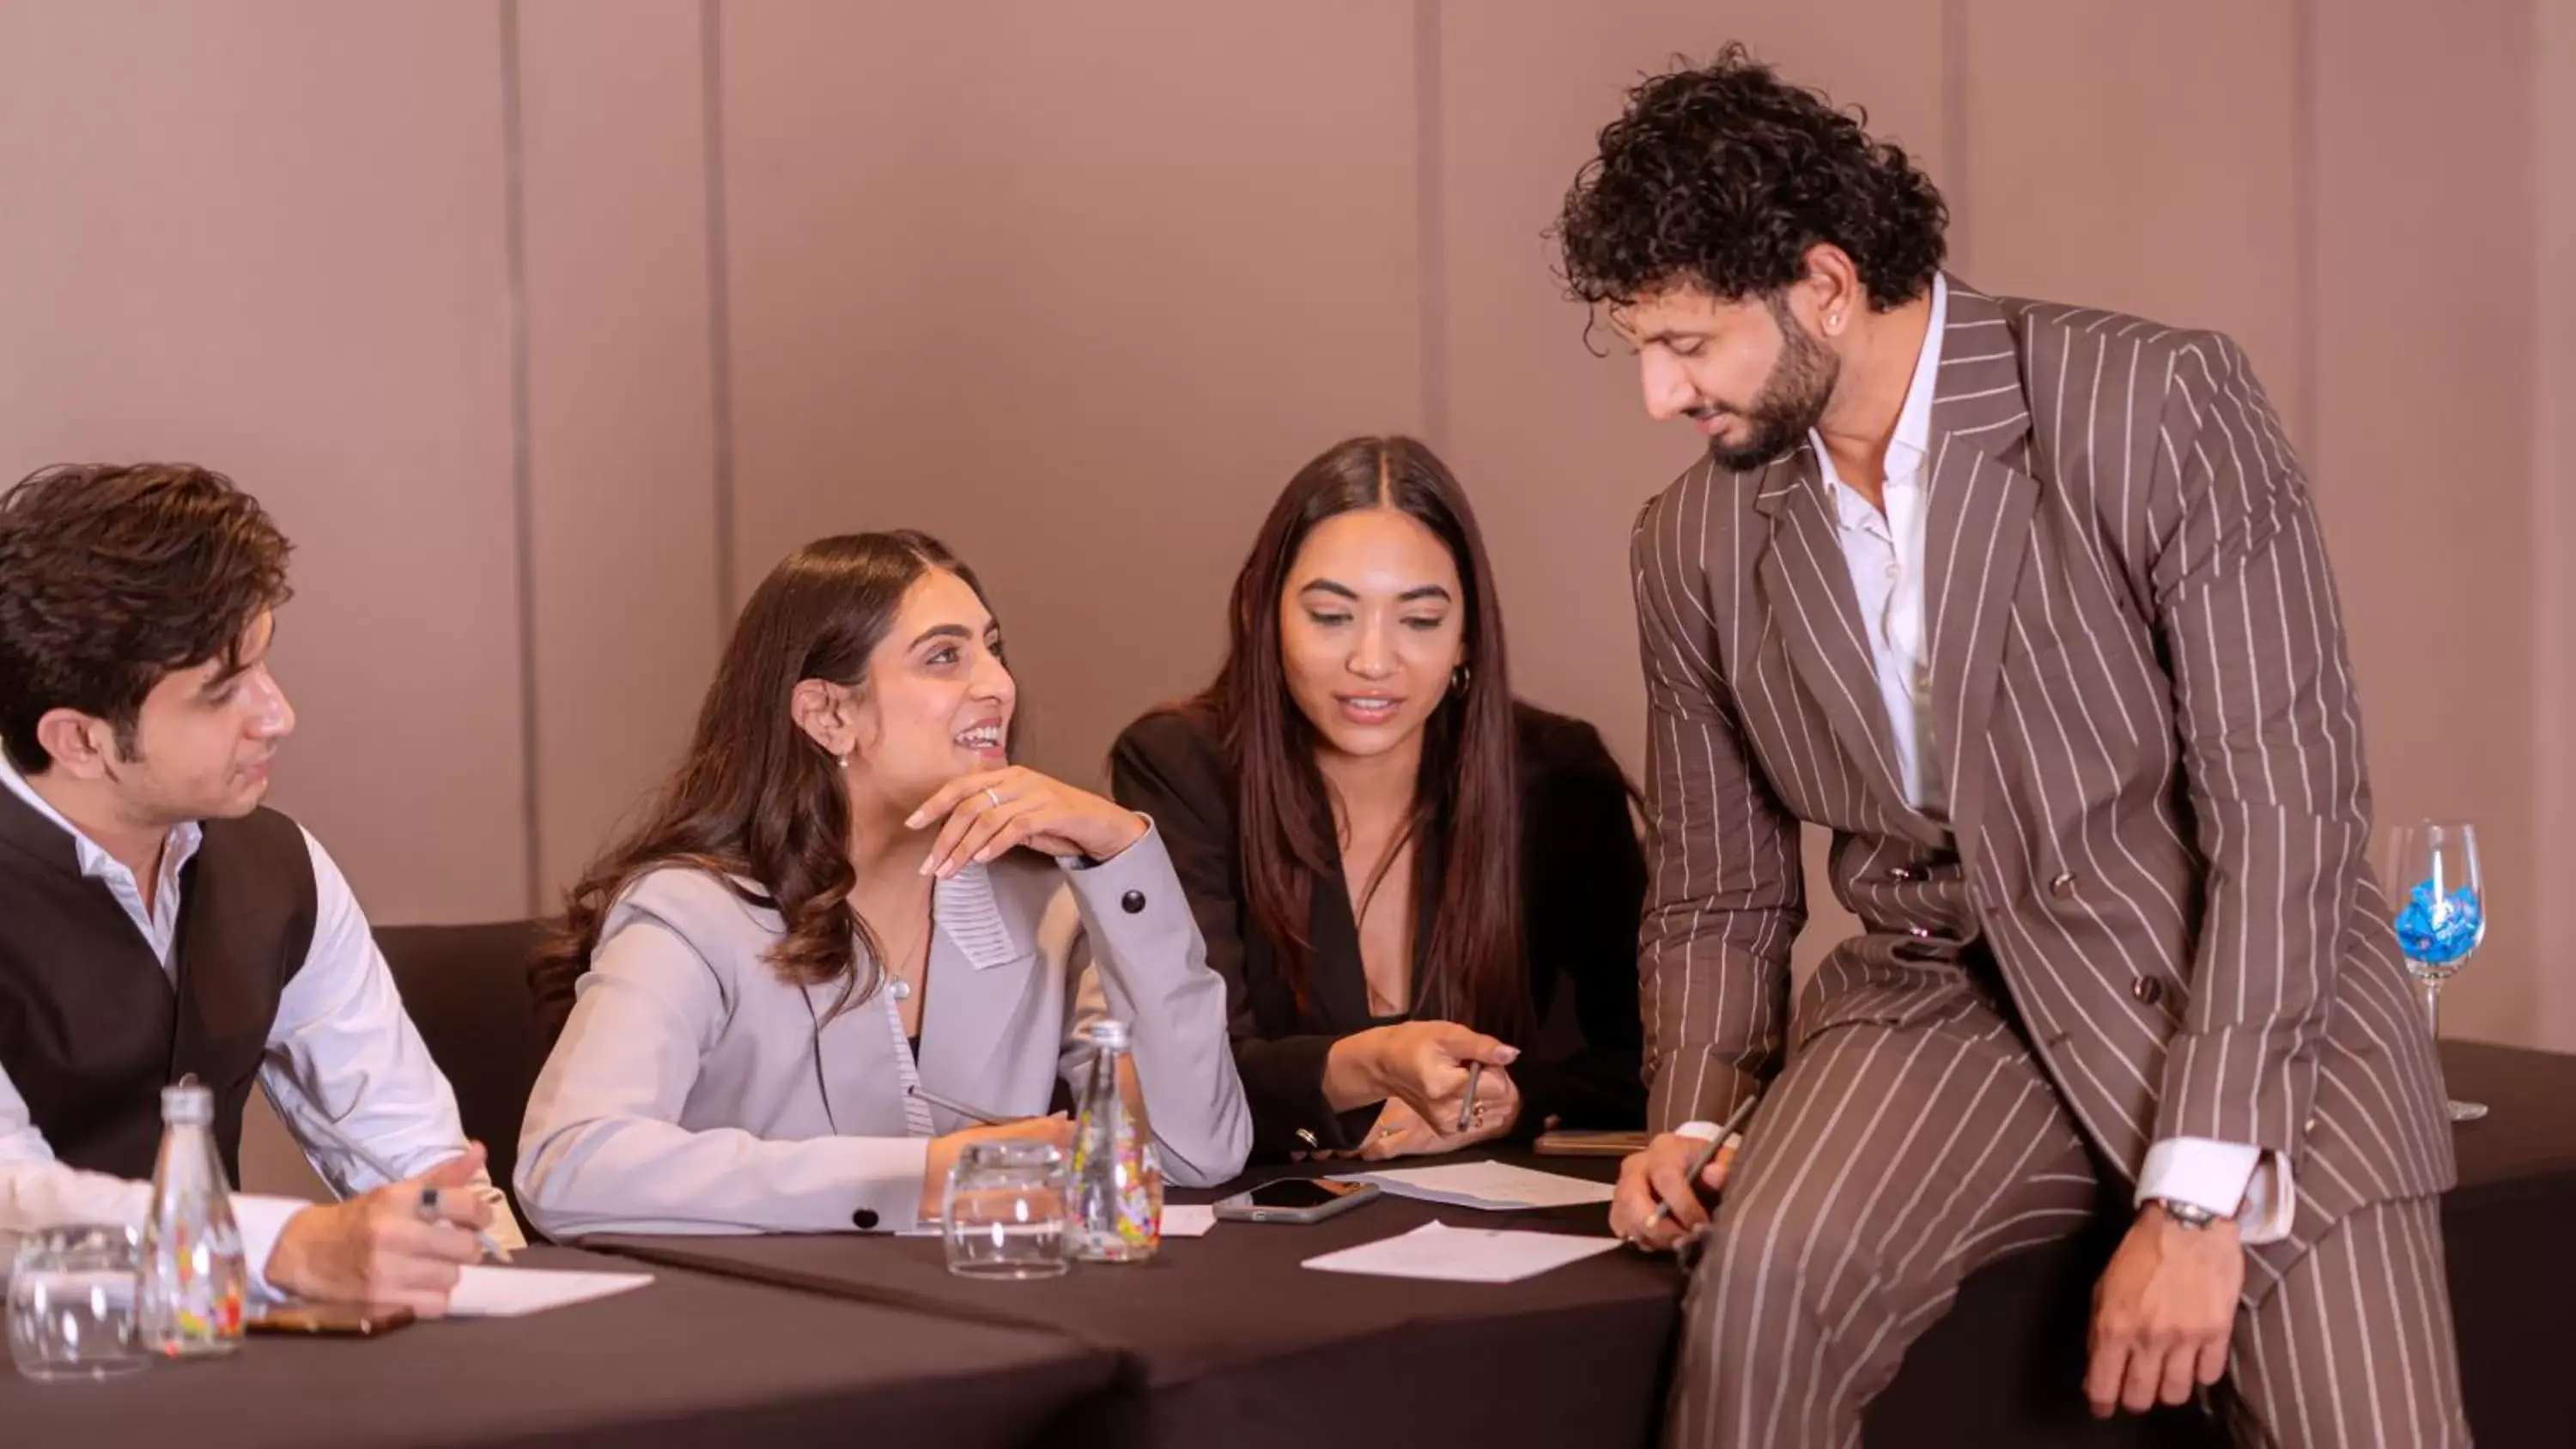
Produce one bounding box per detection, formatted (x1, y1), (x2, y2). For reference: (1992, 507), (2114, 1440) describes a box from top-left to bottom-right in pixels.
(0, 1053), (322, 1294)
(256, 828), (524, 1247)
(0, 1062), (155, 1233)
(2137, 1137), (2295, 1245)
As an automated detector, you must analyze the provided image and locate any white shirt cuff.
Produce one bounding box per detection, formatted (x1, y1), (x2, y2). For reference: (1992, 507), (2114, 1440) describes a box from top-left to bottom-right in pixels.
(2137, 1138), (2295, 1245)
(1674, 1120), (1725, 1143)
(233, 1193), (315, 1300)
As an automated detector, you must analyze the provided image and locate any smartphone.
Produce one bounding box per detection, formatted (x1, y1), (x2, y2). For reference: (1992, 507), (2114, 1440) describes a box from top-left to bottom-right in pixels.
(1213, 1177), (1382, 1225)
(248, 1303), (417, 1337)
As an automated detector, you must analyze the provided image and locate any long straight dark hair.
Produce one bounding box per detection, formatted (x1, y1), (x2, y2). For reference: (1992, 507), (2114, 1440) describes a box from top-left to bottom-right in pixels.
(529, 530), (989, 1034)
(1179, 436), (1527, 1039)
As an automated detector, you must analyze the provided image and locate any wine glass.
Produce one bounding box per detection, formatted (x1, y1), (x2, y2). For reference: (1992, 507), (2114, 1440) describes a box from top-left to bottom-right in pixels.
(2386, 819), (2486, 1122)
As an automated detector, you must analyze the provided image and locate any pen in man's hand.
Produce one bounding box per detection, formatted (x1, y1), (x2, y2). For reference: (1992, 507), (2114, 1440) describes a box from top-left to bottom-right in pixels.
(1642, 1091), (1763, 1231)
(296, 1113), (509, 1263)
(1457, 1063), (1485, 1134)
(413, 1185), (509, 1264)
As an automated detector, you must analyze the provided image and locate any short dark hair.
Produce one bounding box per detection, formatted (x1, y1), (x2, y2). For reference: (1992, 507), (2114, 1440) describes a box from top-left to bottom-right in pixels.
(0, 464), (294, 773)
(1556, 43), (1947, 313)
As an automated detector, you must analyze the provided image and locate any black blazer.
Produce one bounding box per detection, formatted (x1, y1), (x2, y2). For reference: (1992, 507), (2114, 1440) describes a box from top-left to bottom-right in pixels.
(1109, 701), (1647, 1160)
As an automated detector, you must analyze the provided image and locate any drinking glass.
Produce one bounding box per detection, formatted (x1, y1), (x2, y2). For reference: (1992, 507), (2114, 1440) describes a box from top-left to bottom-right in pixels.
(9, 1224), (148, 1382)
(2387, 818), (2487, 1122)
(943, 1139), (1069, 1280)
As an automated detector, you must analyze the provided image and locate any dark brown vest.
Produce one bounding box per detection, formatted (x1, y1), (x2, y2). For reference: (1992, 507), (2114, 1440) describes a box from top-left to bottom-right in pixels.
(0, 782), (316, 1183)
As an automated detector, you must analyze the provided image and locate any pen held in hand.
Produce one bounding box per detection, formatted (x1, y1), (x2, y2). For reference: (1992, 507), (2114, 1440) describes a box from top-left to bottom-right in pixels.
(1643, 1091), (1764, 1232)
(1457, 1063), (1485, 1135)
(909, 1084), (1012, 1128)
(297, 1118), (509, 1263)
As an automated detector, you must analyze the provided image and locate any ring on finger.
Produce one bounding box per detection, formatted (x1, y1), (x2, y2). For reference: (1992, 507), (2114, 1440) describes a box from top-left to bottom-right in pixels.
(984, 786), (1005, 809)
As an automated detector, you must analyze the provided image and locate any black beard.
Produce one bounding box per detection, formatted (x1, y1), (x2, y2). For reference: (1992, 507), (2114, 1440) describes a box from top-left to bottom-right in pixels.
(1704, 305), (1839, 472)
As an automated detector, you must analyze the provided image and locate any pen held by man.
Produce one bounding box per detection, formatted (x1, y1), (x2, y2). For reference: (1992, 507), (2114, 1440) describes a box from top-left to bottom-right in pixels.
(262, 1144), (510, 1318)
(1611, 1094), (1762, 1252)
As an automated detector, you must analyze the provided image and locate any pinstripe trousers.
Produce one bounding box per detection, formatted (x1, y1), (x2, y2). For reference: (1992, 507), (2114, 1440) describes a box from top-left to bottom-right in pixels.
(1664, 974), (2471, 1449)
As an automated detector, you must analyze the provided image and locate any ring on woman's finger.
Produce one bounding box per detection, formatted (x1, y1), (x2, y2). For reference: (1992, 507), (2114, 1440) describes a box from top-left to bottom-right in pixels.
(984, 786), (1004, 809)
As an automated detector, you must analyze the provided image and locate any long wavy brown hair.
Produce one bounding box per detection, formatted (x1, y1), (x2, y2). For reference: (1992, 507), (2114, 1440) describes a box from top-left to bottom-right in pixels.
(529, 530), (988, 1035)
(1171, 436), (1528, 1039)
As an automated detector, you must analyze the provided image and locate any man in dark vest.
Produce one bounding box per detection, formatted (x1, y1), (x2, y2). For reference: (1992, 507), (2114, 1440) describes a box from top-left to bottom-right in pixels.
(0, 462), (525, 1316)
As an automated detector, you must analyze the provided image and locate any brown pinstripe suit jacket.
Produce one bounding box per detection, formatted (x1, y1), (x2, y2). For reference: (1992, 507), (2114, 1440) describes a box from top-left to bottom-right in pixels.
(1630, 279), (2455, 1254)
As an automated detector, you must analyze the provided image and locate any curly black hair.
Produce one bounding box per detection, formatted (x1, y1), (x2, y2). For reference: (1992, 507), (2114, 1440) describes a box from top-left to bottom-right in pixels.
(1556, 44), (1947, 312)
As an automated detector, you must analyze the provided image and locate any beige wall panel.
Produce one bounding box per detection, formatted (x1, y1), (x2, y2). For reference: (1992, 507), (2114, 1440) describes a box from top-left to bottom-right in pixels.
(519, 0), (724, 894)
(718, 1), (1427, 786)
(0, 0), (526, 924)
(2312, 0), (2537, 1042)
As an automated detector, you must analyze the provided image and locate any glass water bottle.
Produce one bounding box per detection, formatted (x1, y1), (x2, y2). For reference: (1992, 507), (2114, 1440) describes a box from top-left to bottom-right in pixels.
(1067, 1020), (1163, 1262)
(138, 1083), (248, 1357)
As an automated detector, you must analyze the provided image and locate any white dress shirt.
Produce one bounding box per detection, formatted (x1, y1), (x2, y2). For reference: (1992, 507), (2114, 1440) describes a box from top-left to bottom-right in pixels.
(0, 758), (523, 1287)
(1692, 276), (2290, 1242)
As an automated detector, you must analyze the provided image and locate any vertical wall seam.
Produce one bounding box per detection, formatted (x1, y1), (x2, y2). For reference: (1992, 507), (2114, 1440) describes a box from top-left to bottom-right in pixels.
(1413, 0), (1447, 446)
(701, 0), (738, 631)
(2291, 0), (2319, 450)
(1941, 0), (1970, 271)
(498, 0), (544, 913)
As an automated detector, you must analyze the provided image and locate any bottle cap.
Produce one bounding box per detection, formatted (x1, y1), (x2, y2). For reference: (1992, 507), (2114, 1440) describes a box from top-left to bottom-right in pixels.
(160, 1083), (214, 1126)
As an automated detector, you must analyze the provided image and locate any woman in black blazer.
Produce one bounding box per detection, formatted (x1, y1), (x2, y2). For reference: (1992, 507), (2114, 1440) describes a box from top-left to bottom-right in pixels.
(1111, 436), (1645, 1161)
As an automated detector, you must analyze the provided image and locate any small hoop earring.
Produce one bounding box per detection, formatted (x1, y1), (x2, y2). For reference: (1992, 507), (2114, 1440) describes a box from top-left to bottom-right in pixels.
(1450, 664), (1472, 697)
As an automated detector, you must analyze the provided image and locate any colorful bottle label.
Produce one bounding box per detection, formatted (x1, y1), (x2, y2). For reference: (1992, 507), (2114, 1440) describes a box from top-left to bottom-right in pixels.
(148, 1221), (246, 1355)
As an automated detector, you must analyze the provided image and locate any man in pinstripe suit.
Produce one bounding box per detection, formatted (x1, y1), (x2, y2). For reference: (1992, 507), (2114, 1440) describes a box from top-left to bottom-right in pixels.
(1558, 47), (2469, 1446)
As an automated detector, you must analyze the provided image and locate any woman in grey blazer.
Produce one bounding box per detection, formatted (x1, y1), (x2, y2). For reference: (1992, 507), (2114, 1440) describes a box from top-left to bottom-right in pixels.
(516, 530), (1251, 1239)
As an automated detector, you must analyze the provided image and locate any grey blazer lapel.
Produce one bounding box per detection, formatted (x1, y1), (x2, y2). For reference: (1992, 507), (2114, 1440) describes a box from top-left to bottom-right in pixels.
(914, 864), (1043, 1113)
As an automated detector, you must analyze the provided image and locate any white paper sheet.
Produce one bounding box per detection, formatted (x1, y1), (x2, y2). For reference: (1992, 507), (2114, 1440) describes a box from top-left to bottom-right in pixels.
(1301, 1221), (1621, 1284)
(1343, 1161), (1618, 1211)
(445, 1265), (654, 1318)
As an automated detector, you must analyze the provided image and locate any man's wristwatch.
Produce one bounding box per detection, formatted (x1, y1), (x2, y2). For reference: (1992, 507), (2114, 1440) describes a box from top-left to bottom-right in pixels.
(2148, 1197), (2222, 1231)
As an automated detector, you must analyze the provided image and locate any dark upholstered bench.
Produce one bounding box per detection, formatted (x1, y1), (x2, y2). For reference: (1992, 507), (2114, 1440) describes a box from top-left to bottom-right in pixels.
(1870, 1040), (2576, 1447)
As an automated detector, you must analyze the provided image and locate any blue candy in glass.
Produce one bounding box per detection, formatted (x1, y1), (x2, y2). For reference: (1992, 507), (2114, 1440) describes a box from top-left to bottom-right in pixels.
(2392, 880), (2482, 967)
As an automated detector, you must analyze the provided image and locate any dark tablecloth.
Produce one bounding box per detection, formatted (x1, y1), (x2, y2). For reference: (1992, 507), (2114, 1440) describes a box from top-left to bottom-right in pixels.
(0, 1246), (1115, 1448)
(602, 1040), (2576, 1449)
(2421, 1041), (2576, 1449)
(28, 1042), (2559, 1448)
(596, 1177), (1680, 1449)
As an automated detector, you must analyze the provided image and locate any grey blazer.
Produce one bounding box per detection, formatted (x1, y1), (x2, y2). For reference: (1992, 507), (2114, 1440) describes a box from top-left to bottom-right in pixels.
(514, 826), (1251, 1239)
